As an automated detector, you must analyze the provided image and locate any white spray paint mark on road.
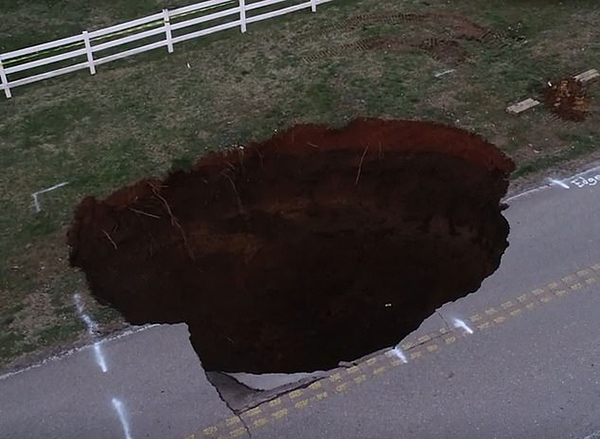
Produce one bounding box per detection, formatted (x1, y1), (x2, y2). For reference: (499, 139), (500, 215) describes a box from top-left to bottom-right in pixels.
(389, 346), (408, 363)
(112, 398), (133, 439)
(74, 295), (136, 438)
(31, 181), (69, 212)
(548, 178), (570, 189)
(73, 293), (108, 373)
(93, 342), (108, 373)
(571, 175), (600, 189)
(452, 318), (473, 335)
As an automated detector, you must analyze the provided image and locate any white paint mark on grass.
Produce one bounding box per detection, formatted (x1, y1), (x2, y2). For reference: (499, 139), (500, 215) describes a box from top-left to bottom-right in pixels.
(31, 181), (69, 212)
(388, 346), (408, 363)
(452, 318), (473, 335)
(548, 178), (570, 189)
(112, 398), (133, 439)
(434, 69), (455, 78)
(74, 293), (99, 336)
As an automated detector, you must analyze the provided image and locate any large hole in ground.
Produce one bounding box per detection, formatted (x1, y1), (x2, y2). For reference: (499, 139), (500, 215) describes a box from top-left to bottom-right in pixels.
(68, 118), (514, 373)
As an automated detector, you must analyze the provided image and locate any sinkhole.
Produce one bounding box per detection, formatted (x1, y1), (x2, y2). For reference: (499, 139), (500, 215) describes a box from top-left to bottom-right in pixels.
(68, 118), (514, 374)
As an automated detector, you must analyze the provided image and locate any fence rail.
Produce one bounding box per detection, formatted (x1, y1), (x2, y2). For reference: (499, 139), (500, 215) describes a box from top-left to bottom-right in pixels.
(0, 0), (332, 99)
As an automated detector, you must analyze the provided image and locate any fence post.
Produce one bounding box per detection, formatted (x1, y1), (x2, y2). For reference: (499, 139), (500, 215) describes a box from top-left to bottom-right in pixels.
(82, 31), (96, 75)
(310, 0), (317, 12)
(239, 0), (247, 33)
(0, 60), (11, 99)
(163, 9), (174, 53)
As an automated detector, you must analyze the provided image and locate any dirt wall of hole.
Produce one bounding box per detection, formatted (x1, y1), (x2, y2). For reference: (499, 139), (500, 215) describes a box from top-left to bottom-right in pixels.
(68, 118), (514, 373)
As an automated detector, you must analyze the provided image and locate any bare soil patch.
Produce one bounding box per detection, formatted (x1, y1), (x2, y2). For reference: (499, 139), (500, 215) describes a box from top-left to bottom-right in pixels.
(544, 77), (592, 121)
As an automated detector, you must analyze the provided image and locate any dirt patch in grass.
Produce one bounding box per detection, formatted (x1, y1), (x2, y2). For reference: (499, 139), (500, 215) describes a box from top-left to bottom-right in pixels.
(300, 12), (490, 65)
(68, 118), (513, 373)
(544, 77), (592, 121)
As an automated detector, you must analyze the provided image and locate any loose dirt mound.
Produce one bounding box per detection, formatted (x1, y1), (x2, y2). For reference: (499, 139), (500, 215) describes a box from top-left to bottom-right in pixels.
(544, 77), (591, 121)
(68, 118), (514, 373)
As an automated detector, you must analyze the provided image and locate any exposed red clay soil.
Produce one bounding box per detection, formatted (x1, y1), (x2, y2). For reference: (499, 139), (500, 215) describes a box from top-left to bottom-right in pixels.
(68, 118), (514, 373)
(544, 77), (591, 121)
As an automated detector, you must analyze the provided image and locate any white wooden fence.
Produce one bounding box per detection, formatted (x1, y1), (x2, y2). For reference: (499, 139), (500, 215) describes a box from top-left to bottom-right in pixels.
(0, 0), (332, 99)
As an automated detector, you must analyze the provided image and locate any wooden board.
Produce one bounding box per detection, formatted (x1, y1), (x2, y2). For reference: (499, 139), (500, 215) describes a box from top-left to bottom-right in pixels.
(507, 98), (540, 114)
(574, 69), (599, 83)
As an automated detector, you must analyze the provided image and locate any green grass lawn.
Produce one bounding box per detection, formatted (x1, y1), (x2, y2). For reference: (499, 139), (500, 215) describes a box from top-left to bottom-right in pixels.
(0, 0), (599, 371)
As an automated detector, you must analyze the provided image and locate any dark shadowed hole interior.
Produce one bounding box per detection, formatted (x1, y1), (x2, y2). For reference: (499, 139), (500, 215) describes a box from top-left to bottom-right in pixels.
(68, 118), (514, 374)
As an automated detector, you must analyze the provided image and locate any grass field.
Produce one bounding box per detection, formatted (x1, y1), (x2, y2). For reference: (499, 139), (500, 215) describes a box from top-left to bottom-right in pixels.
(0, 0), (599, 371)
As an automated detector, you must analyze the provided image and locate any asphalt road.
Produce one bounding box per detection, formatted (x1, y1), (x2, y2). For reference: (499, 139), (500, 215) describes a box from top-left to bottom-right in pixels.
(2, 164), (600, 439)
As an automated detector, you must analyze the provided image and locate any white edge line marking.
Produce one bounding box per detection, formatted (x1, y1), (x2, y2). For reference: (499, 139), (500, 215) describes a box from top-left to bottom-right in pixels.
(452, 318), (473, 335)
(548, 178), (570, 189)
(112, 397), (133, 439)
(505, 163), (600, 203)
(568, 164), (600, 181)
(31, 181), (69, 212)
(504, 185), (550, 202)
(0, 324), (158, 381)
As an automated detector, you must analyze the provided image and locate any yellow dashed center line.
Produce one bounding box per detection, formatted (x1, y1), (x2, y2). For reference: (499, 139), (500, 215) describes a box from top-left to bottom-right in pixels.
(245, 407), (262, 417)
(354, 374), (367, 384)
(229, 427), (246, 438)
(335, 382), (349, 393)
(308, 381), (322, 390)
(346, 365), (360, 374)
(444, 335), (457, 344)
(268, 398), (281, 408)
(272, 408), (288, 420)
(329, 373), (342, 382)
(194, 263), (599, 439)
(288, 389), (303, 399)
(410, 350), (423, 359)
(253, 418), (269, 428)
(315, 391), (328, 401)
(294, 399), (309, 409)
(225, 417), (241, 427)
